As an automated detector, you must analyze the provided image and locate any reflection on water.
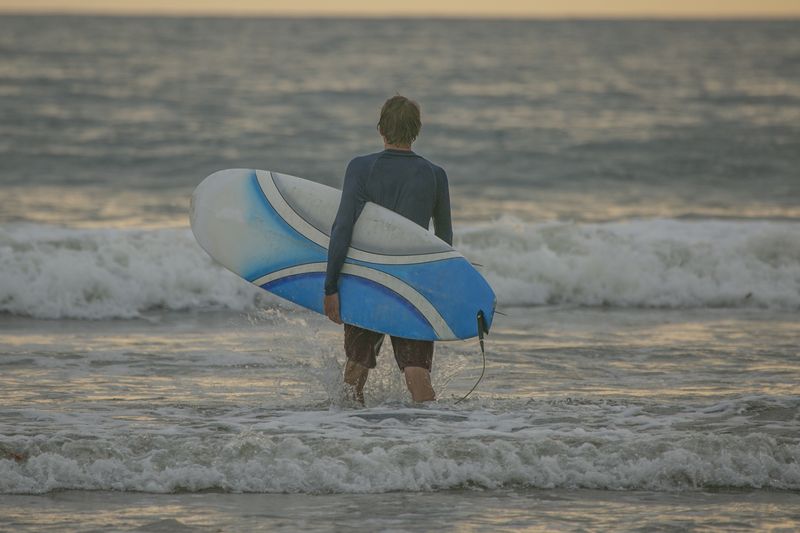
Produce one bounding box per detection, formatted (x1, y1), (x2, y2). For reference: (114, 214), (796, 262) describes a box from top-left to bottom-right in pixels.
(456, 188), (800, 224)
(3, 185), (800, 230)
(2, 18), (800, 211)
(3, 308), (798, 406)
(1, 489), (798, 532)
(0, 186), (191, 229)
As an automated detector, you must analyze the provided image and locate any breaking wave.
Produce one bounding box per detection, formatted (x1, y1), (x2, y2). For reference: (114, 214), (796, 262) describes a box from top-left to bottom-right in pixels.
(2, 398), (798, 494)
(1, 218), (798, 319)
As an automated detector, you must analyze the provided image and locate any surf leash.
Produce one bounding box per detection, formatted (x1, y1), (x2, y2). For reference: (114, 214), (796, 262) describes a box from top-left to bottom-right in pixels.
(455, 310), (487, 405)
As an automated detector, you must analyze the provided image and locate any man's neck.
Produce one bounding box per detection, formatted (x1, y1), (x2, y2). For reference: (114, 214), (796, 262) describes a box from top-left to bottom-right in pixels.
(384, 142), (412, 151)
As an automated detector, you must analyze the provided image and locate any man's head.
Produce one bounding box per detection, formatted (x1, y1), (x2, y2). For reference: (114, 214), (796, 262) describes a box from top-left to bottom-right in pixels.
(377, 95), (421, 148)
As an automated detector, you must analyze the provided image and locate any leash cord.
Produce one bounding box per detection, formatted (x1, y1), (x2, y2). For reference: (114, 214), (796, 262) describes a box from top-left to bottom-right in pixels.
(454, 311), (486, 405)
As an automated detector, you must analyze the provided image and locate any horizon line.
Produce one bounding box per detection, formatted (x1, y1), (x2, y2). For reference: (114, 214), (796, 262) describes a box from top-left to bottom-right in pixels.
(1, 9), (799, 21)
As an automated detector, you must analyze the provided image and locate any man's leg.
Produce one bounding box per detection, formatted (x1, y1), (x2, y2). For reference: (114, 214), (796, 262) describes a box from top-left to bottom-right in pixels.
(403, 366), (435, 402)
(343, 324), (384, 405)
(344, 359), (369, 404)
(391, 336), (435, 402)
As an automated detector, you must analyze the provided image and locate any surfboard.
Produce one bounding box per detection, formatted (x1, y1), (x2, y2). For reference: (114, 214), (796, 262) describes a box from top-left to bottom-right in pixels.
(190, 169), (495, 341)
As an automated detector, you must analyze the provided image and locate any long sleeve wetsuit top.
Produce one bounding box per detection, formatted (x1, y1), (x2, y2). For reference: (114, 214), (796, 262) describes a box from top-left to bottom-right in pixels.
(325, 149), (453, 296)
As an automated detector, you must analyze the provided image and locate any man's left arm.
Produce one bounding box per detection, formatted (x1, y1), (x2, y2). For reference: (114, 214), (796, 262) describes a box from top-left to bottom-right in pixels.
(432, 168), (453, 246)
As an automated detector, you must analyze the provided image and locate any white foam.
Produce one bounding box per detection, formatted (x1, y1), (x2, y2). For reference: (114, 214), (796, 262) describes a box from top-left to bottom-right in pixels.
(1, 218), (798, 319)
(2, 401), (798, 494)
(0, 224), (263, 319)
(458, 217), (800, 309)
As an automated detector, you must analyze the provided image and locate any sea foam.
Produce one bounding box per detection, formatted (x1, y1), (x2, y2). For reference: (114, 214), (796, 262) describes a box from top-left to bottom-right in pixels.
(460, 217), (800, 309)
(1, 218), (798, 319)
(2, 402), (798, 494)
(0, 224), (262, 319)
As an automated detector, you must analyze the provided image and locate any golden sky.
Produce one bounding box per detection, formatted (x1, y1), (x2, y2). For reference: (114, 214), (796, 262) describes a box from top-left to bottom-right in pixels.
(1, 0), (799, 17)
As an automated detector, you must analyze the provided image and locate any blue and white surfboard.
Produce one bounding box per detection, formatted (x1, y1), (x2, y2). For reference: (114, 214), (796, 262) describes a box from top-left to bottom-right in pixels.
(190, 169), (495, 341)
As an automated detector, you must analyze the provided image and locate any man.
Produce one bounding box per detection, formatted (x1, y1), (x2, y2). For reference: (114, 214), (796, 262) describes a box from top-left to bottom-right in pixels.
(323, 95), (452, 404)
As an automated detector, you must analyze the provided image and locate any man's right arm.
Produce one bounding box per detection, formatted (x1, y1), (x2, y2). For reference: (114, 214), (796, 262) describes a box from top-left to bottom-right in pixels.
(325, 159), (366, 296)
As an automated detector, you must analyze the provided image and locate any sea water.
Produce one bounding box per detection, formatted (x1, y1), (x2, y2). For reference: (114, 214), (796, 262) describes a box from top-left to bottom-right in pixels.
(0, 15), (799, 531)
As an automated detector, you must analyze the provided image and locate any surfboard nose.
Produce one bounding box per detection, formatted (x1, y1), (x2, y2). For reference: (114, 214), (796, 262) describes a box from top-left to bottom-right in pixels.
(190, 169), (251, 243)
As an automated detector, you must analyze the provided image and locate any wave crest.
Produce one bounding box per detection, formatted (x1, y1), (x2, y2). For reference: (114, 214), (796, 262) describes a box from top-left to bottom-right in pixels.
(460, 217), (800, 309)
(1, 219), (798, 319)
(2, 426), (798, 494)
(0, 225), (262, 319)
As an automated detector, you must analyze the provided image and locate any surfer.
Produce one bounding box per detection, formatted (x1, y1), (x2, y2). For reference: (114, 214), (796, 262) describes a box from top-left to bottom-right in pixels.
(324, 95), (453, 404)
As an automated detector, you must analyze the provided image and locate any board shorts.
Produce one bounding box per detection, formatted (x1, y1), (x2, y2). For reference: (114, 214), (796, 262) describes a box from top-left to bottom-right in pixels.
(344, 324), (433, 371)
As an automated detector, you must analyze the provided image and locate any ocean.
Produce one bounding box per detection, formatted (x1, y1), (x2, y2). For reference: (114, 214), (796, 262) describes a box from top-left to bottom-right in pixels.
(0, 15), (799, 531)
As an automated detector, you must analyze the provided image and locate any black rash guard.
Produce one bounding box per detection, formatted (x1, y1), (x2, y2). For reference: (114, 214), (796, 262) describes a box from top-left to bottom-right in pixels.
(324, 149), (453, 296)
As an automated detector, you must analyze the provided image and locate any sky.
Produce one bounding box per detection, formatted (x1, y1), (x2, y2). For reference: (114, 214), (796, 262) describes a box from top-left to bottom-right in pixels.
(1, 0), (799, 18)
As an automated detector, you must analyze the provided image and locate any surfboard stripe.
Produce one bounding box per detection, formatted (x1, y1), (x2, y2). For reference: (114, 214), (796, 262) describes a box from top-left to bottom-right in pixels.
(256, 170), (461, 265)
(252, 262), (455, 340)
(253, 263), (328, 285)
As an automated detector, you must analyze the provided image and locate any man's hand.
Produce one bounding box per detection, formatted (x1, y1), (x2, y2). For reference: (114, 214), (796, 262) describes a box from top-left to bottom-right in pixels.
(324, 293), (342, 324)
